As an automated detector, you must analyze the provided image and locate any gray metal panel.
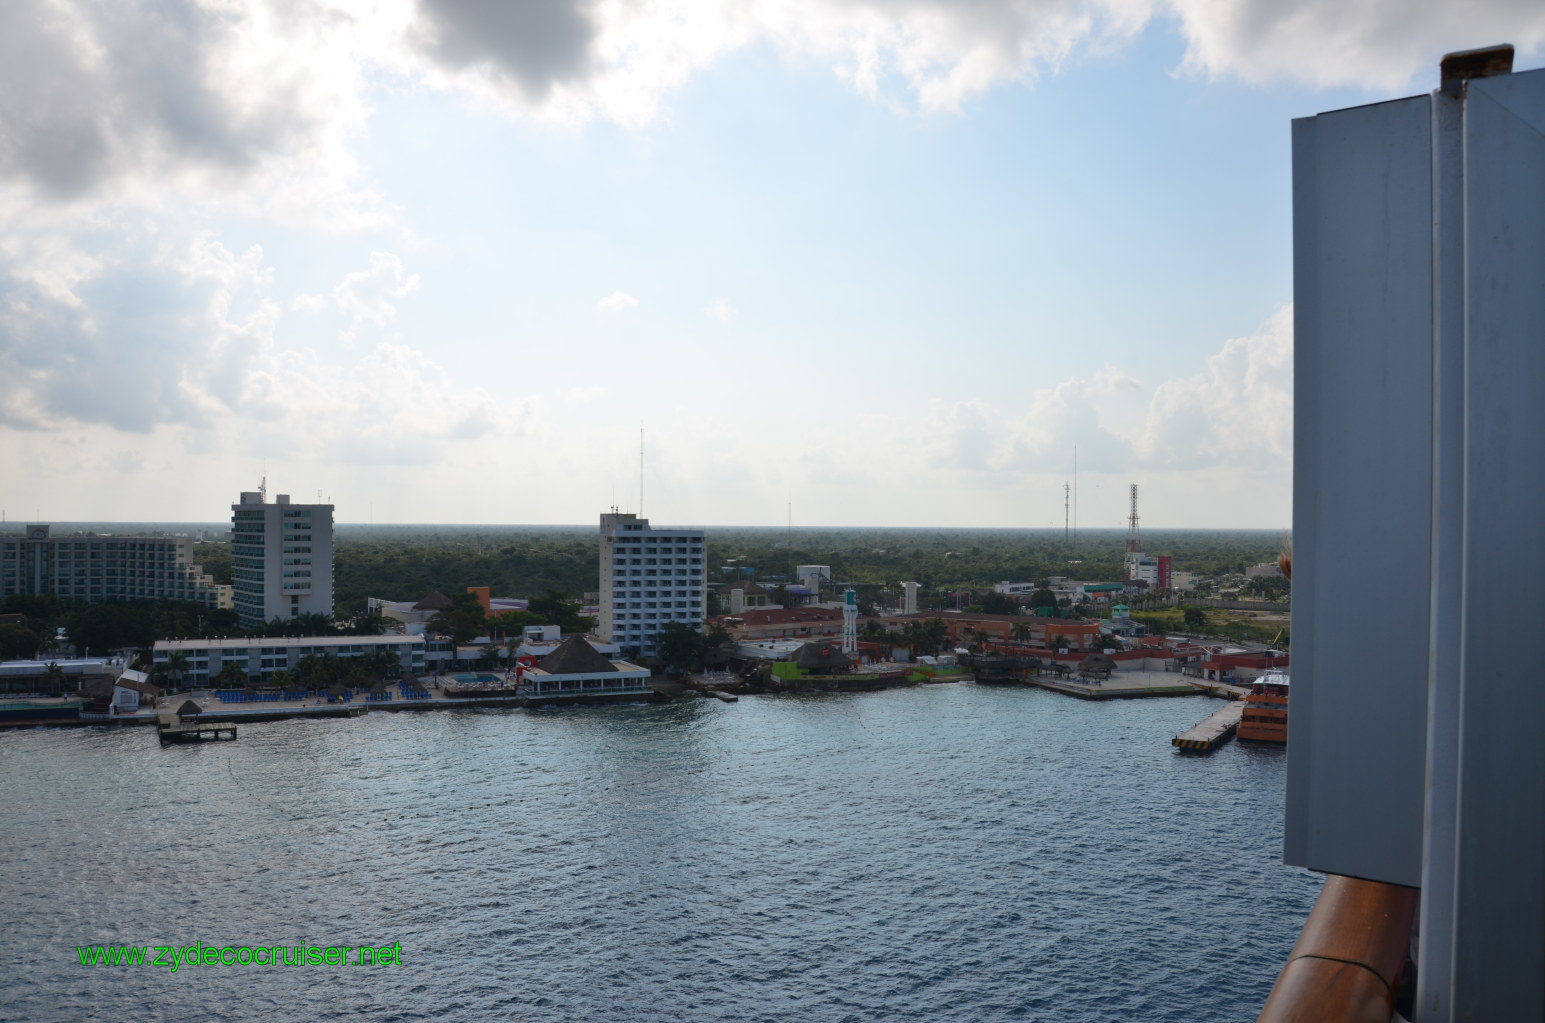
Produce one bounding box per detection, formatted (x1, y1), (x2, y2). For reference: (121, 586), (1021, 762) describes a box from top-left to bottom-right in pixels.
(1451, 68), (1545, 1021)
(1287, 95), (1432, 886)
(1415, 84), (1466, 1022)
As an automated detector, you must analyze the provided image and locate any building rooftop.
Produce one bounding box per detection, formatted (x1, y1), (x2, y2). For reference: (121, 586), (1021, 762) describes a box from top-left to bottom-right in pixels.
(155, 635), (423, 650)
(536, 635), (619, 675)
(720, 607), (843, 627)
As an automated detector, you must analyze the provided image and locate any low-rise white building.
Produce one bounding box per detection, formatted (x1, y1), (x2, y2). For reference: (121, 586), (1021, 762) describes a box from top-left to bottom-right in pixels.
(153, 635), (425, 685)
(520, 635), (651, 697)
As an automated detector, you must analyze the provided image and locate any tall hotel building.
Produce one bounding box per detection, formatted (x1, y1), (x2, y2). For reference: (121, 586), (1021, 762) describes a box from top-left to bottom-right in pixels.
(231, 490), (334, 629)
(0, 525), (232, 608)
(599, 513), (706, 657)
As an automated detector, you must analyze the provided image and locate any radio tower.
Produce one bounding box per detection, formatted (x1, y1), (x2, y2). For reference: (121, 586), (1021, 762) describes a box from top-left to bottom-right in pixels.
(1064, 481), (1071, 541)
(1125, 483), (1142, 580)
(1126, 483), (1141, 553)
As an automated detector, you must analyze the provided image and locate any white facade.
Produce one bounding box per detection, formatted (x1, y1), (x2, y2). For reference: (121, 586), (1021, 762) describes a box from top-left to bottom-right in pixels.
(599, 513), (706, 658)
(231, 491), (334, 629)
(521, 661), (652, 696)
(154, 634), (424, 685)
(0, 526), (232, 609)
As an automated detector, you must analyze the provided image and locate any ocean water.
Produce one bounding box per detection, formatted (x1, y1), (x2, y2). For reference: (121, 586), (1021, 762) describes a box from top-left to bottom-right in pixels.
(0, 685), (1318, 1022)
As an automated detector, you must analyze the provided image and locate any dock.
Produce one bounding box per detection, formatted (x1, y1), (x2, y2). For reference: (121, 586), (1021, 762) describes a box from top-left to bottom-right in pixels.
(158, 721), (238, 744)
(1022, 669), (1204, 701)
(1172, 700), (1245, 752)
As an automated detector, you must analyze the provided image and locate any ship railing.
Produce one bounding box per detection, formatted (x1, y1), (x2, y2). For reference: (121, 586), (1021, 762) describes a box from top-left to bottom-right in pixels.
(1256, 874), (1418, 1023)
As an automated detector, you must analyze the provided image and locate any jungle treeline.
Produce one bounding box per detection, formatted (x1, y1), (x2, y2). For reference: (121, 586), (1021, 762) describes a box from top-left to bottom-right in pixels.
(318, 525), (1285, 614)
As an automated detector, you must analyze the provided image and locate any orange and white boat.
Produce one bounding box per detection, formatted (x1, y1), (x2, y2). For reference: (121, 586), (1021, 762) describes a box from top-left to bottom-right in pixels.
(1238, 671), (1289, 743)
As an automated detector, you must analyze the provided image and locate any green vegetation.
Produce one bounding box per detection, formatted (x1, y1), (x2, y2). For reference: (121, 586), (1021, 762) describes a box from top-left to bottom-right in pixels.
(1130, 604), (1290, 647)
(2, 526), (1287, 661)
(320, 524), (1284, 616)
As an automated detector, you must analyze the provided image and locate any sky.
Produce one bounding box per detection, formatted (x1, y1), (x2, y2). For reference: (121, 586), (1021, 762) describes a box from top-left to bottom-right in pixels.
(2, 1), (1542, 531)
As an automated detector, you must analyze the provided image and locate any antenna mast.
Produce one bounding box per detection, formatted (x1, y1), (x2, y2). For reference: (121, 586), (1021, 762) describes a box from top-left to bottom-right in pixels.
(639, 427), (644, 518)
(1127, 483), (1141, 553)
(1072, 446), (1078, 550)
(1063, 482), (1070, 542)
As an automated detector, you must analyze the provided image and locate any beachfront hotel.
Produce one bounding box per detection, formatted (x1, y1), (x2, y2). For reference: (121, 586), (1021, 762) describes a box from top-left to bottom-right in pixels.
(231, 489), (334, 629)
(0, 525), (232, 609)
(598, 512), (706, 658)
(153, 634), (425, 686)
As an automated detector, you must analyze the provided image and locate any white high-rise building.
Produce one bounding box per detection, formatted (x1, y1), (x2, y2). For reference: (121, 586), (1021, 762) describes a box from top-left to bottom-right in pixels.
(0, 525), (232, 609)
(231, 490), (334, 629)
(599, 513), (706, 657)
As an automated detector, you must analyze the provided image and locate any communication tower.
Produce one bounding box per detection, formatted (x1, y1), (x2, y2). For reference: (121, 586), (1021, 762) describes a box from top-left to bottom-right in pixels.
(1125, 483), (1144, 581)
(1127, 483), (1141, 554)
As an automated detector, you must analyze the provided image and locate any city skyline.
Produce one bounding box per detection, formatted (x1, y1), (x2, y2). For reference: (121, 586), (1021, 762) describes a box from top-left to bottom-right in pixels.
(3, 2), (1543, 530)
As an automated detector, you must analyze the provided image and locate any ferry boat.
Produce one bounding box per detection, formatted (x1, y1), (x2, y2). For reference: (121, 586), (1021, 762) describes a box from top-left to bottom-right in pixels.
(1238, 671), (1289, 743)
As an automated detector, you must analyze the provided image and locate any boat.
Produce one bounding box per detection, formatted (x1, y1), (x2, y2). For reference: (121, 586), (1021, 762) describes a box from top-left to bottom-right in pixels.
(1237, 672), (1289, 743)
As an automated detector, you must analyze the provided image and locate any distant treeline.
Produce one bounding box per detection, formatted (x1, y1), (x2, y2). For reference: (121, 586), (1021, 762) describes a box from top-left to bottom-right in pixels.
(29, 524), (1284, 618)
(323, 525), (1284, 615)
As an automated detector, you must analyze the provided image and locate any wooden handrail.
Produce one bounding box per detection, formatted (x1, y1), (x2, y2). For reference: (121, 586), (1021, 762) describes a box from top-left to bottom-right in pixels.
(1256, 874), (1419, 1023)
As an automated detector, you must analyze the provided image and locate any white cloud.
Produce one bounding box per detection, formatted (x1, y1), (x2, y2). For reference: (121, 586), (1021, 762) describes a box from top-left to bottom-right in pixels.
(1134, 304), (1293, 468)
(596, 290), (639, 313)
(1167, 1), (1545, 92)
(705, 299), (732, 323)
(331, 251), (420, 342)
(841, 308), (1291, 483)
(0, 0), (386, 227)
(388, 0), (1545, 127)
(290, 293), (330, 313)
(0, 230), (509, 467)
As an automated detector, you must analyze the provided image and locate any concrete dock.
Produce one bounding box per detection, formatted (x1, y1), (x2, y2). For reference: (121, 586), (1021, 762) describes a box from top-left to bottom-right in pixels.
(1172, 700), (1245, 752)
(1023, 669), (1203, 701)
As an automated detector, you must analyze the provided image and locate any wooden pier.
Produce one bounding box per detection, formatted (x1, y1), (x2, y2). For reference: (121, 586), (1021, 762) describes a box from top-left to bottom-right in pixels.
(1172, 700), (1244, 752)
(158, 721), (238, 744)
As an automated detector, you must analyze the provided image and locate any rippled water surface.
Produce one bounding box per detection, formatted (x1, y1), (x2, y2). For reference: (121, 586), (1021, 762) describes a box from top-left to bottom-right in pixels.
(1, 686), (1319, 1022)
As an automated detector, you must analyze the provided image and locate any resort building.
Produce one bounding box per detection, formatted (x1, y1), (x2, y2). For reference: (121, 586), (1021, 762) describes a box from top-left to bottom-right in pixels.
(598, 513), (706, 658)
(520, 634), (651, 697)
(716, 607), (845, 642)
(153, 635), (424, 686)
(0, 525), (232, 609)
(231, 489), (334, 629)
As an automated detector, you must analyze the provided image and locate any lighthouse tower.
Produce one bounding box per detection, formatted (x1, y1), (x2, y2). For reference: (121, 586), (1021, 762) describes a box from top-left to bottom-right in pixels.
(842, 589), (858, 655)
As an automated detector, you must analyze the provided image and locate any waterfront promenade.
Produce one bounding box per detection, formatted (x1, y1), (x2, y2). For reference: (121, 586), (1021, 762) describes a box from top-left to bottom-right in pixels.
(22, 675), (659, 730)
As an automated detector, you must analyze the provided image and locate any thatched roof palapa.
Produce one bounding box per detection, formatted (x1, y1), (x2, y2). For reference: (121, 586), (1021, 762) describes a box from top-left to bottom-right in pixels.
(412, 591), (454, 611)
(176, 699), (203, 720)
(1078, 652), (1118, 676)
(538, 635), (619, 675)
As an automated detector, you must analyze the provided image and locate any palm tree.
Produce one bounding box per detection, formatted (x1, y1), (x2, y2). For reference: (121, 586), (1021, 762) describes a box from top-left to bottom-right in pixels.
(215, 663), (248, 689)
(164, 651), (191, 692)
(921, 618), (948, 655)
(1011, 622), (1034, 646)
(40, 661), (67, 698)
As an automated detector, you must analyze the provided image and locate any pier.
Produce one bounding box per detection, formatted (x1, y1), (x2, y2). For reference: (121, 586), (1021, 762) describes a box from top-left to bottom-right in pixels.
(1022, 669), (1204, 701)
(1172, 700), (1244, 752)
(158, 721), (238, 744)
